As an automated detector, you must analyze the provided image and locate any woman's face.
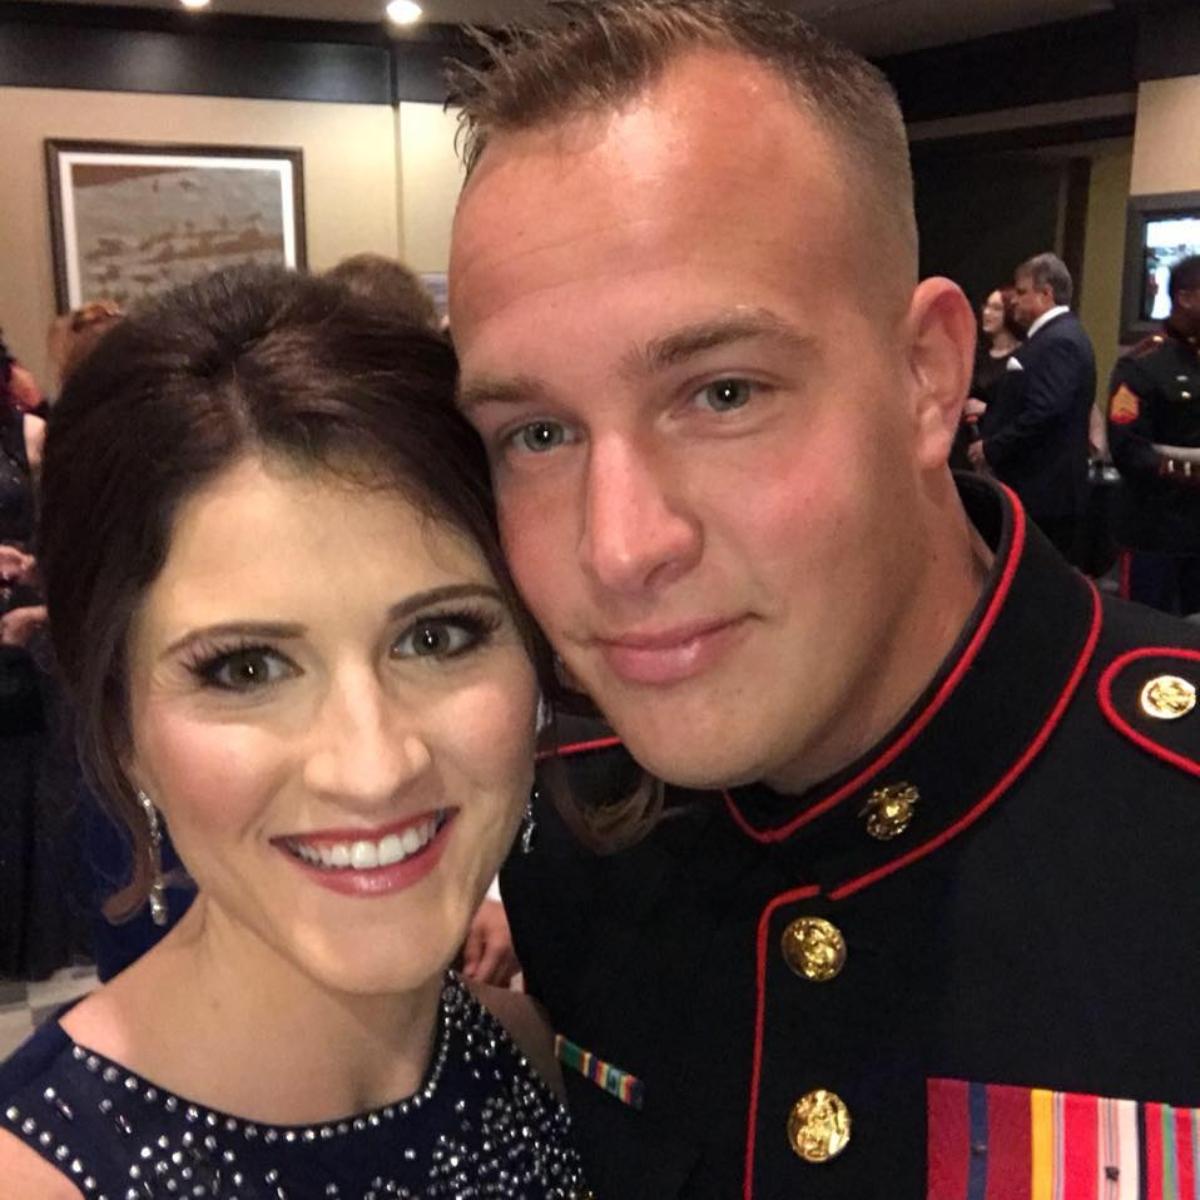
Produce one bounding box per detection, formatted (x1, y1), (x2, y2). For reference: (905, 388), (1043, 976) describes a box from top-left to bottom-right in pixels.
(124, 456), (538, 995)
(981, 291), (1006, 337)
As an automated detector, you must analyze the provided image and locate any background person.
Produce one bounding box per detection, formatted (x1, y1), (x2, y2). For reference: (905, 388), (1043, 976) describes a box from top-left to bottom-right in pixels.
(1107, 252), (1200, 615)
(0, 267), (587, 1198)
(955, 285), (1023, 467)
(972, 252), (1096, 562)
(447, 3), (1200, 1197)
(325, 253), (441, 330)
(0, 331), (88, 985)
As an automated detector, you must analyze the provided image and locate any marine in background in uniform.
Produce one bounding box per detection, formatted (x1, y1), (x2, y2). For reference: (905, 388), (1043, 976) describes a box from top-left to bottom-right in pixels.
(1107, 253), (1200, 616)
(447, 3), (1200, 1197)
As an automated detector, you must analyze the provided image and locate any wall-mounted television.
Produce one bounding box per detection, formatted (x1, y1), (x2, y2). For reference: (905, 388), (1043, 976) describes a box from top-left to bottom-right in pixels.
(1121, 190), (1200, 345)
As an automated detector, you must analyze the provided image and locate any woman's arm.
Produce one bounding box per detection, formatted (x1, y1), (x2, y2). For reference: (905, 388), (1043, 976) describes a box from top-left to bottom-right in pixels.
(23, 413), (46, 476)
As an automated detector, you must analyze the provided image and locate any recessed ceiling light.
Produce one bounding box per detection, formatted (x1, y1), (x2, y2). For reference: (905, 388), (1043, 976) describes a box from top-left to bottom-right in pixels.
(386, 0), (423, 25)
(180, 0), (211, 9)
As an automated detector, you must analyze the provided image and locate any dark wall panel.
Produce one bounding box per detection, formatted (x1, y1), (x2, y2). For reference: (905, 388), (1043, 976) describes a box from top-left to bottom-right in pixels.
(914, 154), (1066, 313)
(1136, 3), (1200, 84)
(0, 20), (391, 102)
(879, 12), (1139, 125)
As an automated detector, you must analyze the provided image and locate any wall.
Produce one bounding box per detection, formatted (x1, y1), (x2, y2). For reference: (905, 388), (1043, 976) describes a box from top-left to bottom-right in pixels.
(1077, 140), (1133, 391)
(1130, 75), (1200, 196)
(396, 102), (464, 276)
(0, 86), (400, 385)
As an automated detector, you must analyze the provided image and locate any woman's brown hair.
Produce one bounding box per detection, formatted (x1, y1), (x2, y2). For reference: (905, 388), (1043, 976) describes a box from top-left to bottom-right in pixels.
(39, 265), (546, 919)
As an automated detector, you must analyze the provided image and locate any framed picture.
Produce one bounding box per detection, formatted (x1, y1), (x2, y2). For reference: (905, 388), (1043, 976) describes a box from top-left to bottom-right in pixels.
(45, 139), (306, 312)
(1119, 190), (1200, 345)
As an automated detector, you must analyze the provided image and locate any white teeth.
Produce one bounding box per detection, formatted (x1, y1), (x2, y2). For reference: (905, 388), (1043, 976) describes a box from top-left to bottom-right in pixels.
(350, 840), (378, 870)
(288, 811), (446, 873)
(377, 834), (406, 867)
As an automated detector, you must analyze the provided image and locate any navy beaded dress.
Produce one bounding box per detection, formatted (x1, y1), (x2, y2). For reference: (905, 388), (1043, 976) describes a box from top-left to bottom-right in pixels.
(0, 973), (590, 1199)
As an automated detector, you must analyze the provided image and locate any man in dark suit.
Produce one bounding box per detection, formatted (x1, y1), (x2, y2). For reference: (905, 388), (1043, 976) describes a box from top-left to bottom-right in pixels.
(971, 252), (1096, 561)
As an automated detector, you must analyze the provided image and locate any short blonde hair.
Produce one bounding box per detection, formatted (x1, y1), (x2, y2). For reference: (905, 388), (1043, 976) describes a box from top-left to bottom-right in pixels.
(448, 0), (917, 276)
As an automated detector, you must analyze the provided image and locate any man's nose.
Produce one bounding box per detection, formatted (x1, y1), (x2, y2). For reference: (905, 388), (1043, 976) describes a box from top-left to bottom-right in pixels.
(579, 434), (702, 597)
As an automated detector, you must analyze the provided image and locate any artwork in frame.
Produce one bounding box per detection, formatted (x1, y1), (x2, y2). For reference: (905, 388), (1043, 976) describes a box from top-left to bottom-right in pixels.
(45, 140), (306, 312)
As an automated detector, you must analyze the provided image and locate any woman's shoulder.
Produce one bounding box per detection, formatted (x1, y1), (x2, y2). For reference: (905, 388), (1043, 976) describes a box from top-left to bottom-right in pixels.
(465, 980), (565, 1101)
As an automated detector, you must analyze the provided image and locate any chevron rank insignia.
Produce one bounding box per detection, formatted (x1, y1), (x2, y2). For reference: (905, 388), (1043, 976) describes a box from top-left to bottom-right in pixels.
(1110, 384), (1141, 425)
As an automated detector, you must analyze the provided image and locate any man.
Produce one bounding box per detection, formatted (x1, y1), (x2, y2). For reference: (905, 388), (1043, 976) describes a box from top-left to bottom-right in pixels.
(447, 3), (1200, 1197)
(1107, 254), (1200, 615)
(970, 253), (1096, 563)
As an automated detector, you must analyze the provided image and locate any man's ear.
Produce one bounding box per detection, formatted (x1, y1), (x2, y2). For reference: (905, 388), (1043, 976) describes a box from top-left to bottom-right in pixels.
(904, 277), (976, 471)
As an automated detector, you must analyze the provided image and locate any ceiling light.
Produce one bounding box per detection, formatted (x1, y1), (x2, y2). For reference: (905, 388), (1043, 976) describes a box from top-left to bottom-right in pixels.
(180, 0), (211, 9)
(386, 0), (423, 24)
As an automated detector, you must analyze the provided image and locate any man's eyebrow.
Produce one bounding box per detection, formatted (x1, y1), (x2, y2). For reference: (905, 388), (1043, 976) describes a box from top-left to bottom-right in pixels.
(630, 310), (814, 375)
(457, 375), (552, 412)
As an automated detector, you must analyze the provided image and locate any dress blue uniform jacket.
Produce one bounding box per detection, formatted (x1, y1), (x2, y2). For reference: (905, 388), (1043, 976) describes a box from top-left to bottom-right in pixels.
(501, 475), (1200, 1200)
(982, 311), (1096, 521)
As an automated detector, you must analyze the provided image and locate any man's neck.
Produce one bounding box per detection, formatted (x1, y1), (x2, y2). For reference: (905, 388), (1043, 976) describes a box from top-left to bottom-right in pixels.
(1026, 305), (1070, 339)
(763, 488), (994, 797)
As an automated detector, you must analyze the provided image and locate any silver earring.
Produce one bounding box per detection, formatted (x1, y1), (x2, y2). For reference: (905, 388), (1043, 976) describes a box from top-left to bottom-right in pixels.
(137, 790), (169, 927)
(535, 694), (552, 735)
(521, 787), (538, 855)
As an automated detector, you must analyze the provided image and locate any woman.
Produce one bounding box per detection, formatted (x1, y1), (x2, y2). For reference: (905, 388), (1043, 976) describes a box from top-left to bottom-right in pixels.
(0, 267), (589, 1198)
(952, 287), (1024, 470)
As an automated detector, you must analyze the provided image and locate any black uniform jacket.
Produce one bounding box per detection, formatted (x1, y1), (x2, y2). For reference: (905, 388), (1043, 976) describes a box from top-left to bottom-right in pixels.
(981, 311), (1096, 520)
(501, 476), (1200, 1200)
(1107, 323), (1200, 554)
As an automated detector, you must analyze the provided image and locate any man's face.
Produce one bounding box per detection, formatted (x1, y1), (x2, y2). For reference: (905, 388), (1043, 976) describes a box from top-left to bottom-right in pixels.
(1011, 272), (1053, 329)
(451, 53), (948, 792)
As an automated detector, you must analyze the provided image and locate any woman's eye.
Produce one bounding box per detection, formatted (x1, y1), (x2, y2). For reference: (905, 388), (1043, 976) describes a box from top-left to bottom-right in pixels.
(511, 421), (569, 454)
(199, 648), (295, 691)
(694, 379), (754, 413)
(394, 618), (482, 661)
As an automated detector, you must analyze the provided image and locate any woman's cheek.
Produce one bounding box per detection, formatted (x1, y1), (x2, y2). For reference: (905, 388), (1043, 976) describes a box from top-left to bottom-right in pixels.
(436, 670), (538, 788)
(139, 709), (284, 837)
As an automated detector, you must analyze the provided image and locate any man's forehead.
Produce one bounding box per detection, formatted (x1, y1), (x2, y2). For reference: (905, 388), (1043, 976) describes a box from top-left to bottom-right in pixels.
(450, 54), (847, 331)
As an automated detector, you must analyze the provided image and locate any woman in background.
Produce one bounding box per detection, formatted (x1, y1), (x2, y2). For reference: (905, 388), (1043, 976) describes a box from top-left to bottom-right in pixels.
(953, 287), (1024, 470)
(0, 267), (588, 1198)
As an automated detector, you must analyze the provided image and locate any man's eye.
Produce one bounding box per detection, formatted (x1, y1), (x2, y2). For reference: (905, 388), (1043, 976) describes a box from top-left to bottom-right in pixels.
(694, 379), (754, 413)
(511, 421), (569, 454)
(198, 648), (296, 691)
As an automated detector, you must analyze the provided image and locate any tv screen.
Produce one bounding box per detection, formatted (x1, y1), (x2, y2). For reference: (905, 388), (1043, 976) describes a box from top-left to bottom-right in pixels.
(1141, 213), (1200, 321)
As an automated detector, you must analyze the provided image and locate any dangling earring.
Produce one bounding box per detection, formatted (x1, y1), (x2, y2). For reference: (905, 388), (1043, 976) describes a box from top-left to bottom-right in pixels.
(521, 786), (538, 855)
(137, 790), (169, 927)
(535, 694), (552, 735)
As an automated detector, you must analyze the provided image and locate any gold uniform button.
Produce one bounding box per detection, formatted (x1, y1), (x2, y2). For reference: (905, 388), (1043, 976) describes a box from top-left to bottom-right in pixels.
(861, 782), (919, 840)
(787, 1089), (852, 1163)
(1140, 675), (1196, 720)
(781, 917), (847, 982)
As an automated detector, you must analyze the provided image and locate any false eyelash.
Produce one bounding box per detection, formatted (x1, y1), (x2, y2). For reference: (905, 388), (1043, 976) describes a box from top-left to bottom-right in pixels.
(403, 605), (506, 654)
(181, 639), (282, 686)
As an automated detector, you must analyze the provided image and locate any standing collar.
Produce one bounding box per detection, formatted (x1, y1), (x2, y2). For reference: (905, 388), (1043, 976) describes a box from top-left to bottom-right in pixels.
(1026, 305), (1071, 339)
(1164, 319), (1200, 352)
(723, 476), (1102, 897)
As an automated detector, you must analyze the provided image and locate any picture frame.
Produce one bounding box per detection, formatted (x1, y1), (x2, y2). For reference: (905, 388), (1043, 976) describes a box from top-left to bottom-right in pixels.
(1119, 189), (1200, 346)
(45, 139), (307, 313)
